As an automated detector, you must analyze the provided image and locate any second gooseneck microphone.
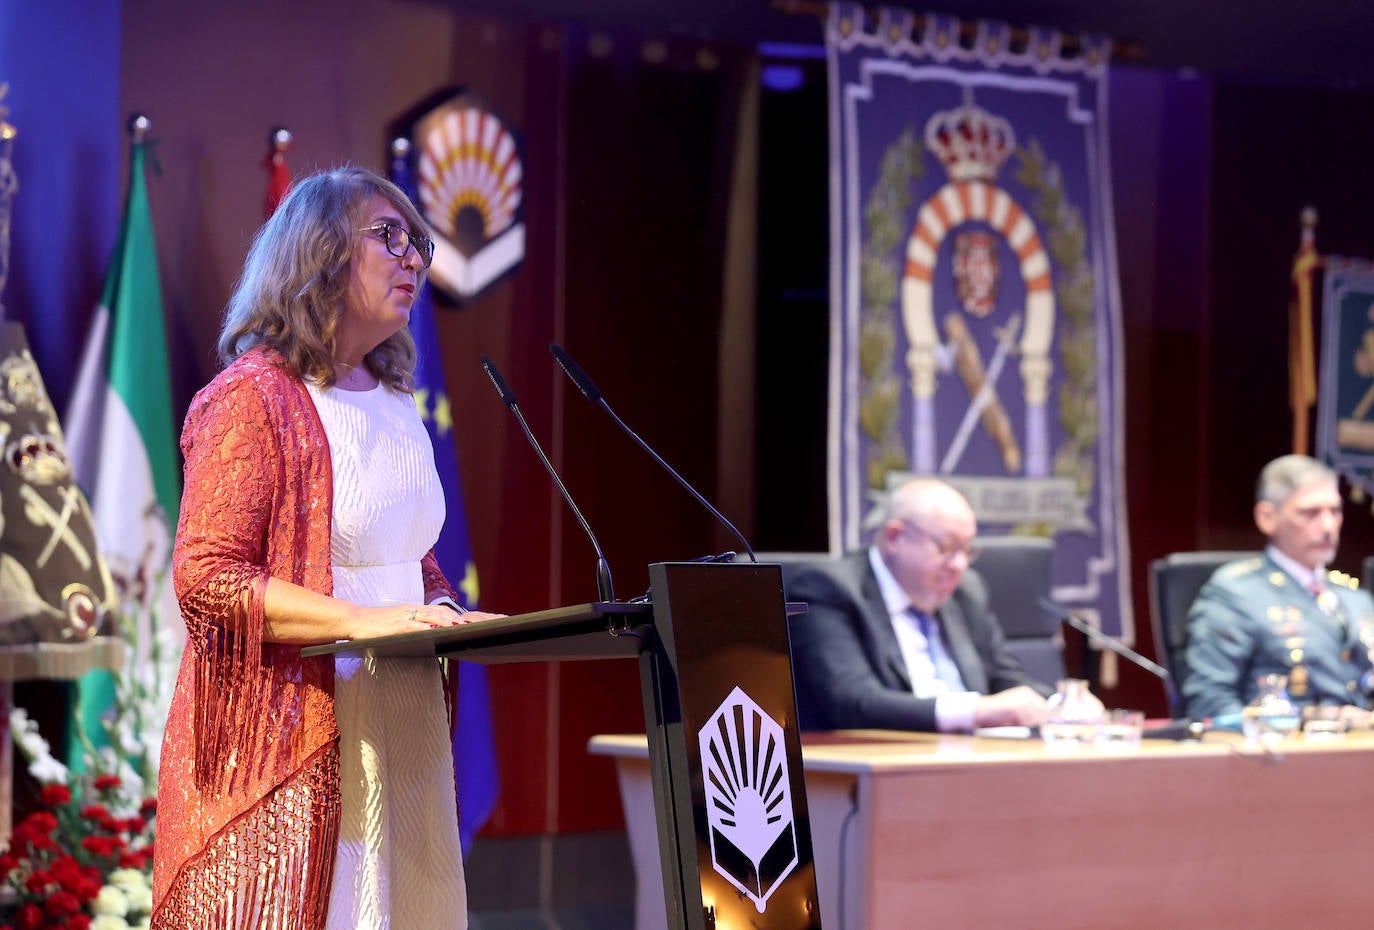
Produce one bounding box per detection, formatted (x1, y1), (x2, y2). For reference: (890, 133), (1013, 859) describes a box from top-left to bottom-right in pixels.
(1037, 597), (1172, 704)
(548, 343), (757, 563)
(481, 356), (615, 603)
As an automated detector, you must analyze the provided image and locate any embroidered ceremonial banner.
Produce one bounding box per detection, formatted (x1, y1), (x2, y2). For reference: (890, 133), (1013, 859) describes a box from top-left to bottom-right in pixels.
(0, 322), (123, 676)
(1316, 257), (1374, 498)
(826, 6), (1132, 638)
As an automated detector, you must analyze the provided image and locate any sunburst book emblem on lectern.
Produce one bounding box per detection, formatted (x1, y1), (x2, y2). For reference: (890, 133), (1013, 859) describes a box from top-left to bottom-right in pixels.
(697, 686), (799, 913)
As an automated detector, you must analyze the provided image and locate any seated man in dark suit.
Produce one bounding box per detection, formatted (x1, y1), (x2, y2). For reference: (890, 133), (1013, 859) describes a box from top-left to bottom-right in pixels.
(1184, 454), (1374, 721)
(788, 478), (1051, 732)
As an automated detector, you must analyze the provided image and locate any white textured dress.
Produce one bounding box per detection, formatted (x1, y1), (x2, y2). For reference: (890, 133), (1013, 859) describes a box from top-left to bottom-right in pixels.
(306, 380), (468, 930)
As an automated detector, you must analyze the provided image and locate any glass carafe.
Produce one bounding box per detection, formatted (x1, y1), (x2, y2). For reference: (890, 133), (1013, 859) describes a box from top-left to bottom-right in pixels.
(1041, 678), (1103, 747)
(1241, 673), (1300, 745)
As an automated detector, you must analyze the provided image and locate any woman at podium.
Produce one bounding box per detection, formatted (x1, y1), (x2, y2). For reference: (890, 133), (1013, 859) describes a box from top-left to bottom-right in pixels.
(151, 167), (502, 930)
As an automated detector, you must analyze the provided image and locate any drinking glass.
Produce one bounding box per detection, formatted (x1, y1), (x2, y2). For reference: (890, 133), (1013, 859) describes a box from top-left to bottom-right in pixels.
(1240, 674), (1300, 745)
(1301, 704), (1348, 740)
(1096, 709), (1144, 749)
(1041, 679), (1104, 747)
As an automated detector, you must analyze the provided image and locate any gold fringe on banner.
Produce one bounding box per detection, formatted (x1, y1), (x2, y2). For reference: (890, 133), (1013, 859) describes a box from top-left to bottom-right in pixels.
(769, 0), (1147, 63)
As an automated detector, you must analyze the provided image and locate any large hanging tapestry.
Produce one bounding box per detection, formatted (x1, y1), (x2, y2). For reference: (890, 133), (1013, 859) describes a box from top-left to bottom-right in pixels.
(825, 6), (1133, 639)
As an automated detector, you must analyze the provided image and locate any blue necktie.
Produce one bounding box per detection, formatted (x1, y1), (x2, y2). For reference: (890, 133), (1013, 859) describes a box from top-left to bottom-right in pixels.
(912, 608), (967, 692)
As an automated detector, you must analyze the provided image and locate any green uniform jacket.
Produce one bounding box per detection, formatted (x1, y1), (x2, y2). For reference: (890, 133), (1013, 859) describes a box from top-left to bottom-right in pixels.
(1183, 552), (1374, 718)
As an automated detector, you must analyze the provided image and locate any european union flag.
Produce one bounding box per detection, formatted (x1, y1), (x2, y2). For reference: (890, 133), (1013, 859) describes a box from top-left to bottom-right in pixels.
(391, 140), (499, 856)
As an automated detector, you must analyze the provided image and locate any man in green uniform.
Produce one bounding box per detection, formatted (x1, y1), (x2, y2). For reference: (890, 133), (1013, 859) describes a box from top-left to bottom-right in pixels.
(1184, 455), (1374, 721)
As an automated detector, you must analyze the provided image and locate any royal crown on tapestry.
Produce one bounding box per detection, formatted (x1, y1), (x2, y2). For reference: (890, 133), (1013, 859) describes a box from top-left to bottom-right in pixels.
(925, 102), (1015, 183)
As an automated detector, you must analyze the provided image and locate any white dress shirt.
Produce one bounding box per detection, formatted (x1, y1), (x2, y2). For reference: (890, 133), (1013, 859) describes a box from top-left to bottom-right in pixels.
(869, 547), (979, 732)
(1265, 544), (1324, 594)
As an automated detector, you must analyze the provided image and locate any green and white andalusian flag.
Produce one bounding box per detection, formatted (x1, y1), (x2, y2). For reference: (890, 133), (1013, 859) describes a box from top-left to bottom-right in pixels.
(63, 135), (181, 783)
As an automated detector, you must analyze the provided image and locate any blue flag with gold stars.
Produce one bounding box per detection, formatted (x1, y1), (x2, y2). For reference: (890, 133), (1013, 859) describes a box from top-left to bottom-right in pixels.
(391, 142), (499, 855)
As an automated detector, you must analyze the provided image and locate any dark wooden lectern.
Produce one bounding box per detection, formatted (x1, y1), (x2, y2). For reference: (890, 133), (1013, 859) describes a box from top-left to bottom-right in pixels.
(304, 561), (822, 930)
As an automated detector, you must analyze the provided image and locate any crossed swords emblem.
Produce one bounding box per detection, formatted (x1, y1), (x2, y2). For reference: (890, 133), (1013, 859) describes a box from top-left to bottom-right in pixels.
(18, 483), (93, 570)
(939, 311), (1022, 474)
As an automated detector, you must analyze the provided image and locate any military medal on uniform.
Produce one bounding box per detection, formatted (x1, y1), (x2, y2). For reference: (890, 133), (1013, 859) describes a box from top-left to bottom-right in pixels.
(1286, 636), (1309, 697)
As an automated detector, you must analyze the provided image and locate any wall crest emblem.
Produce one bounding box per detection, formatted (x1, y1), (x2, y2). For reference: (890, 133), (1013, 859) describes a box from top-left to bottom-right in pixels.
(411, 92), (525, 304)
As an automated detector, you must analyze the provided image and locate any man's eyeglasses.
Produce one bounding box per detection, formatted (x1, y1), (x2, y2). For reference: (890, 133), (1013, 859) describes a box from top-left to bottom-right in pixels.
(900, 522), (980, 564)
(359, 222), (434, 269)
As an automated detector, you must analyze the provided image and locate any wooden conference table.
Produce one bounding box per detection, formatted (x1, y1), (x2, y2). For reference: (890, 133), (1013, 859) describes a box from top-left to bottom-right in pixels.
(589, 728), (1374, 930)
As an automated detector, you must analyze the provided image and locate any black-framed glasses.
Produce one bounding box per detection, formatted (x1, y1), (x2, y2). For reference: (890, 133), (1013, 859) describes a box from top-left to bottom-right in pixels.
(900, 521), (981, 564)
(359, 222), (434, 268)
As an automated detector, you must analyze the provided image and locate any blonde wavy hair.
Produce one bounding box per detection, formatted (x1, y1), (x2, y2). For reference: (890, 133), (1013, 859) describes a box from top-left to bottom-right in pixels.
(218, 166), (427, 391)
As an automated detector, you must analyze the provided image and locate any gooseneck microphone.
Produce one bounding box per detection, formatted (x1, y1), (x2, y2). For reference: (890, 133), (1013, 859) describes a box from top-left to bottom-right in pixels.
(549, 343), (757, 563)
(1037, 598), (1170, 681)
(1038, 598), (1211, 740)
(481, 356), (616, 603)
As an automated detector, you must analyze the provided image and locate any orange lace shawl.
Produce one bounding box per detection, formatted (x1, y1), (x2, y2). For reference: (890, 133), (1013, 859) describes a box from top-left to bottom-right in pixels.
(151, 346), (457, 930)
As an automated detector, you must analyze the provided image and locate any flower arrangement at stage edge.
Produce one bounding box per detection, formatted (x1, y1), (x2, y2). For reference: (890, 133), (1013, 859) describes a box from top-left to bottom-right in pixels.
(1, 710), (156, 930)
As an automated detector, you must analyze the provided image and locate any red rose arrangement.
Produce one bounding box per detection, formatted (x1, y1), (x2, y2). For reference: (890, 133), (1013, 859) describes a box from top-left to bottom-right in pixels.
(0, 777), (156, 930)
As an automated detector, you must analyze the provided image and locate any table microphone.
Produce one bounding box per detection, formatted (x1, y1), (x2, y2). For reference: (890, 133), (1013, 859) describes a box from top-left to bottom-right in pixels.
(481, 355), (616, 603)
(1036, 599), (1209, 740)
(548, 343), (757, 563)
(1037, 597), (1170, 681)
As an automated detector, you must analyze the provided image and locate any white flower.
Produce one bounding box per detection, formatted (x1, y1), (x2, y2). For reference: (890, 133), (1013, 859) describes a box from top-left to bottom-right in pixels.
(10, 708), (44, 752)
(116, 719), (142, 756)
(108, 867), (149, 890)
(125, 883), (154, 912)
(94, 884), (131, 916)
(9, 708), (69, 785)
(91, 916), (131, 930)
(116, 758), (147, 799)
(28, 753), (69, 785)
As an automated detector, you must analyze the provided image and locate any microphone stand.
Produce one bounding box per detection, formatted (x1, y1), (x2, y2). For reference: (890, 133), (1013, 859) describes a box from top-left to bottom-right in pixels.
(1036, 600), (1206, 740)
(1037, 597), (1172, 691)
(549, 343), (758, 563)
(482, 356), (616, 603)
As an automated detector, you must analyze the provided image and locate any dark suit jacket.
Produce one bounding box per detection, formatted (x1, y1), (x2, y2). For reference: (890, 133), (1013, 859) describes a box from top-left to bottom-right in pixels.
(787, 551), (1049, 732)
